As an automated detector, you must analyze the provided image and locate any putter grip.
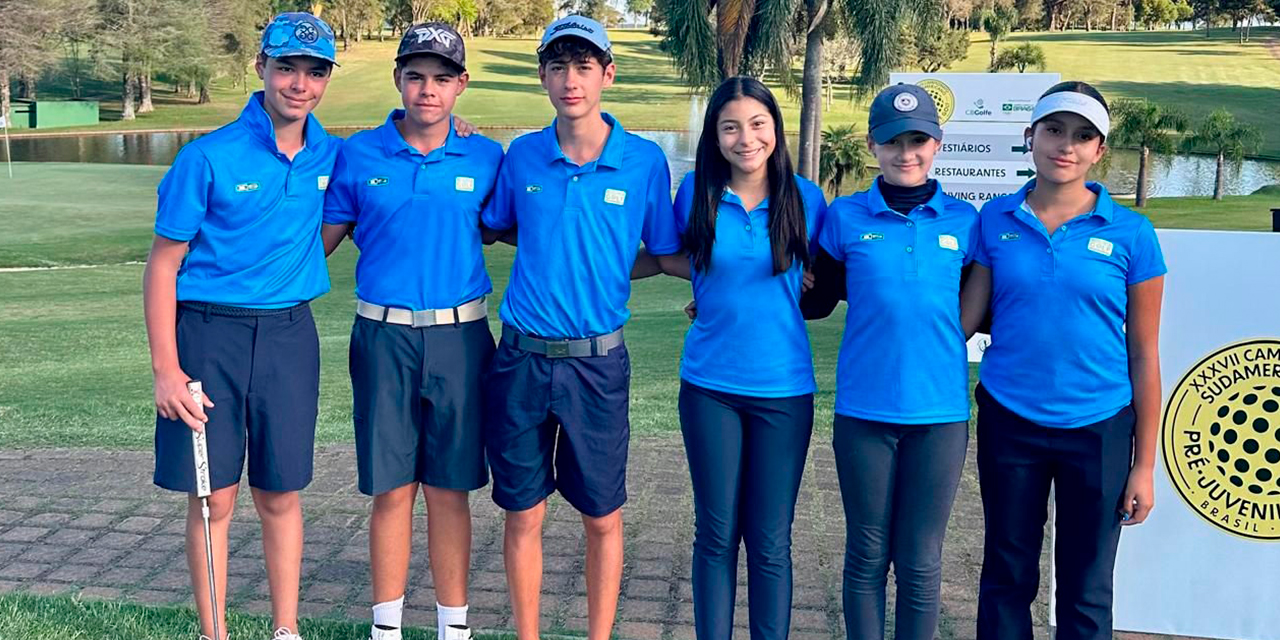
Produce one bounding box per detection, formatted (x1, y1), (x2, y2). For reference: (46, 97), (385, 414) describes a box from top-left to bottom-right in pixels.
(188, 380), (213, 499)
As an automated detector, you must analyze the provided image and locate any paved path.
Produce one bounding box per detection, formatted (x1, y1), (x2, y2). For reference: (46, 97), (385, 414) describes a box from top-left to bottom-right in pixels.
(0, 437), (1053, 640)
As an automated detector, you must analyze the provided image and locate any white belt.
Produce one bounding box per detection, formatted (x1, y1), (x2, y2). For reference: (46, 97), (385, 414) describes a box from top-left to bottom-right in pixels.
(356, 297), (487, 328)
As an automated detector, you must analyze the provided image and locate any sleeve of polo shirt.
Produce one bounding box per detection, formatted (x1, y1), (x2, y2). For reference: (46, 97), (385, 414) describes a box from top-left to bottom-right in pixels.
(1126, 217), (1167, 285)
(154, 146), (213, 242)
(672, 172), (694, 236)
(817, 200), (845, 261)
(641, 158), (682, 255)
(322, 144), (358, 225)
(480, 151), (516, 231)
(971, 204), (994, 267)
(962, 204), (981, 266)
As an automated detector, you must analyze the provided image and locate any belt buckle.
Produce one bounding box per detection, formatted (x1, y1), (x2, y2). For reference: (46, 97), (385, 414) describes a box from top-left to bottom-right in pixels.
(545, 340), (571, 358)
(410, 310), (435, 328)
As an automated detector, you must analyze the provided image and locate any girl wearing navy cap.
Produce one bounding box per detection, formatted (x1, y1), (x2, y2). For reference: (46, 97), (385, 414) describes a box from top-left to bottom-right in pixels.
(800, 83), (979, 640)
(642, 76), (827, 640)
(961, 81), (1166, 640)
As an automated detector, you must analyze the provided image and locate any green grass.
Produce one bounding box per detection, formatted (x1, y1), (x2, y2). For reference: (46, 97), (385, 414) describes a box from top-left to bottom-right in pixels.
(0, 592), (522, 640)
(0, 162), (1274, 449)
(19, 28), (1280, 157)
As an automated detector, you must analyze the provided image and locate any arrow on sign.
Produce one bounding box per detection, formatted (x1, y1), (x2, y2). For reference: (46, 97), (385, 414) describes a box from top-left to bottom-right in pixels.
(1017, 168), (1036, 178)
(1011, 144), (1029, 153)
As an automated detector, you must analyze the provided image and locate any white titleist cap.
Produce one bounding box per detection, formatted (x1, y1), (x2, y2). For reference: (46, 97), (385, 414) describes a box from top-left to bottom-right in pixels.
(1030, 91), (1110, 137)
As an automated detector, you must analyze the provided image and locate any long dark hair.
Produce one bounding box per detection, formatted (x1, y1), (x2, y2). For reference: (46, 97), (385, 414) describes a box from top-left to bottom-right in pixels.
(685, 76), (808, 275)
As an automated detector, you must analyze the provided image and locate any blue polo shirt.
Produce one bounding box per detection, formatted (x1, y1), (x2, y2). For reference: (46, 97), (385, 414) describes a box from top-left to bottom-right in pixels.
(819, 179), (978, 424)
(323, 111), (503, 310)
(975, 181), (1166, 428)
(480, 113), (682, 339)
(155, 92), (336, 308)
(673, 172), (826, 398)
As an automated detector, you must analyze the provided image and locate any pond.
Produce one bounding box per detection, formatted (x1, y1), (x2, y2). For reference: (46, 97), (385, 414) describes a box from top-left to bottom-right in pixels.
(5, 128), (1278, 198)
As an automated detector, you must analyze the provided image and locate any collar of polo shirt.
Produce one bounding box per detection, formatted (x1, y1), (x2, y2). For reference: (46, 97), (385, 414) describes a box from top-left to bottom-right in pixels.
(378, 109), (464, 158)
(241, 91), (329, 155)
(867, 178), (947, 217)
(721, 186), (769, 212)
(543, 112), (626, 169)
(1008, 179), (1118, 223)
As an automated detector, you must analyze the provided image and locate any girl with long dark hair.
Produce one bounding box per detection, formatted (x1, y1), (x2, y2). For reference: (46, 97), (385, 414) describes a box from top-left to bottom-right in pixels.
(800, 83), (979, 640)
(649, 75), (826, 640)
(961, 81), (1166, 640)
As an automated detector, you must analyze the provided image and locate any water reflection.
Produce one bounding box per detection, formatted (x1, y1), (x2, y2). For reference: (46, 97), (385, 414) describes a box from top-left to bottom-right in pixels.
(6, 128), (1278, 198)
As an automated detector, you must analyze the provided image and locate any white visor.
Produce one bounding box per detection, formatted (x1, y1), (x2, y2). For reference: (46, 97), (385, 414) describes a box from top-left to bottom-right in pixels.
(1030, 91), (1110, 138)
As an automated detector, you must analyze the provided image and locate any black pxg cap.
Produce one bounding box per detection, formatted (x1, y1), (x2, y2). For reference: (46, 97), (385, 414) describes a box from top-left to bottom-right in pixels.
(396, 22), (466, 72)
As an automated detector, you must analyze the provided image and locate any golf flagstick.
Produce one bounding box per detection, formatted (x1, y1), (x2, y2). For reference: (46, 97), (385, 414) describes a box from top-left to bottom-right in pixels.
(1, 112), (12, 179)
(188, 380), (221, 640)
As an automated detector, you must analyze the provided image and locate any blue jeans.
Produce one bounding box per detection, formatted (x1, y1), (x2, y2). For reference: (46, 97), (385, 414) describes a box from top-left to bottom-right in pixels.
(678, 381), (814, 640)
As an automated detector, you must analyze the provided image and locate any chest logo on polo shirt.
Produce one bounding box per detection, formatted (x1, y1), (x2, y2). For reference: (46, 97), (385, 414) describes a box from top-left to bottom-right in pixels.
(860, 232), (884, 242)
(999, 232), (1020, 242)
(317, 175), (330, 190)
(938, 234), (960, 251)
(604, 189), (627, 206)
(456, 176), (475, 192)
(1087, 237), (1114, 257)
(526, 184), (542, 194)
(1163, 339), (1280, 541)
(235, 182), (260, 193)
(367, 176), (390, 187)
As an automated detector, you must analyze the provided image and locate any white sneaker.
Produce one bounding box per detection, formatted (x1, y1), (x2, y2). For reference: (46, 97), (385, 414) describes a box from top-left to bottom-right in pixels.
(369, 627), (402, 640)
(442, 625), (472, 640)
(271, 628), (302, 640)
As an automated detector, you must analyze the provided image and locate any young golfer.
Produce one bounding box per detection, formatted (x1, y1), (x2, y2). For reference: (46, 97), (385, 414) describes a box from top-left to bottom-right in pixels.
(479, 15), (682, 640)
(320, 21), (502, 640)
(143, 12), (339, 640)
(960, 81), (1165, 640)
(661, 76), (826, 640)
(800, 83), (978, 640)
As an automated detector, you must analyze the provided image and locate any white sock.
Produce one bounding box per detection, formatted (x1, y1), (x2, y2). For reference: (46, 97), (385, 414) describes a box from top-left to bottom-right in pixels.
(372, 596), (404, 630)
(436, 602), (468, 638)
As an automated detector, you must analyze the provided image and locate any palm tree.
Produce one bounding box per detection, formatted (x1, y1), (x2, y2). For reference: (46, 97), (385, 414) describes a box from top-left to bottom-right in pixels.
(1182, 109), (1260, 201)
(991, 43), (1047, 72)
(662, 0), (941, 181)
(819, 124), (868, 196)
(1109, 99), (1188, 208)
(981, 6), (1016, 69)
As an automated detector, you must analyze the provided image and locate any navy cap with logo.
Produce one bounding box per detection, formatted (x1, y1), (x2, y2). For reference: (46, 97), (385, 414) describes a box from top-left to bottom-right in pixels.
(868, 83), (943, 144)
(397, 22), (466, 71)
(538, 15), (611, 54)
(261, 12), (338, 65)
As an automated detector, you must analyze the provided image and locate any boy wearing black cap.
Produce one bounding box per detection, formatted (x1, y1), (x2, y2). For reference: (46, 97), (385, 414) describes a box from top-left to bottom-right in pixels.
(321, 21), (502, 640)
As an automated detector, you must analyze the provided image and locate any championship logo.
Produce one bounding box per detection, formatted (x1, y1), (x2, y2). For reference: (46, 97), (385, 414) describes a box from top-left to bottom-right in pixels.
(915, 79), (954, 125)
(1163, 339), (1280, 540)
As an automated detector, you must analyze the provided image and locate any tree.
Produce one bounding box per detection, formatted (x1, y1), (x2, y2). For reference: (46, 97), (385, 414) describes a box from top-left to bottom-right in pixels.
(819, 124), (868, 195)
(1189, 0), (1219, 35)
(0, 0), (61, 122)
(1182, 108), (1259, 200)
(1134, 0), (1179, 28)
(1109, 99), (1188, 207)
(563, 0), (622, 25)
(981, 5), (1016, 68)
(991, 42), (1046, 71)
(662, 0), (941, 183)
(909, 24), (970, 72)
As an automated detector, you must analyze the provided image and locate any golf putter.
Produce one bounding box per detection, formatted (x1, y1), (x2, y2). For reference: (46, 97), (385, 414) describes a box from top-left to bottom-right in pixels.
(188, 380), (221, 640)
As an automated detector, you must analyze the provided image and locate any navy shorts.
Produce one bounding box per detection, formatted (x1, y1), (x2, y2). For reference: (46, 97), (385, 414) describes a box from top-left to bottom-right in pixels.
(154, 302), (319, 493)
(350, 314), (495, 496)
(483, 335), (631, 517)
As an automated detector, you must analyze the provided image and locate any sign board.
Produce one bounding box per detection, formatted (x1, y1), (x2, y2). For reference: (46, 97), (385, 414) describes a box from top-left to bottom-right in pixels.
(1111, 229), (1280, 640)
(888, 72), (1060, 208)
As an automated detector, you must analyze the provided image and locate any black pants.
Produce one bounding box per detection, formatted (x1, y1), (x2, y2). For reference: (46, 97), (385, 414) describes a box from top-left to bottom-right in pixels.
(975, 384), (1135, 640)
(678, 381), (814, 640)
(832, 415), (968, 640)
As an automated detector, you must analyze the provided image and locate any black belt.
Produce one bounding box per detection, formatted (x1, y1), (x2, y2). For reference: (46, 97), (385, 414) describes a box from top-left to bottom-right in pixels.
(180, 301), (308, 317)
(501, 325), (624, 358)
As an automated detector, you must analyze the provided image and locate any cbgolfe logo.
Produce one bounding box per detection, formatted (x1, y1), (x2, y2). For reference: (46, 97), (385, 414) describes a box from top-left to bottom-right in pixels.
(1163, 339), (1280, 541)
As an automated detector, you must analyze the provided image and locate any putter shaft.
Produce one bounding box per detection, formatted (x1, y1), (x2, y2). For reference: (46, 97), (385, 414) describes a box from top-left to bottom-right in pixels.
(189, 381), (221, 640)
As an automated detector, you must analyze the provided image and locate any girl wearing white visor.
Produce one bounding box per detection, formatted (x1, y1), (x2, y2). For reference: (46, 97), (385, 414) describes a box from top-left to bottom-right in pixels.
(960, 82), (1167, 640)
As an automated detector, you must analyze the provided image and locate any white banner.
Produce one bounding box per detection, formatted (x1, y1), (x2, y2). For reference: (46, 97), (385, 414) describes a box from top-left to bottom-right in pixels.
(1111, 229), (1280, 640)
